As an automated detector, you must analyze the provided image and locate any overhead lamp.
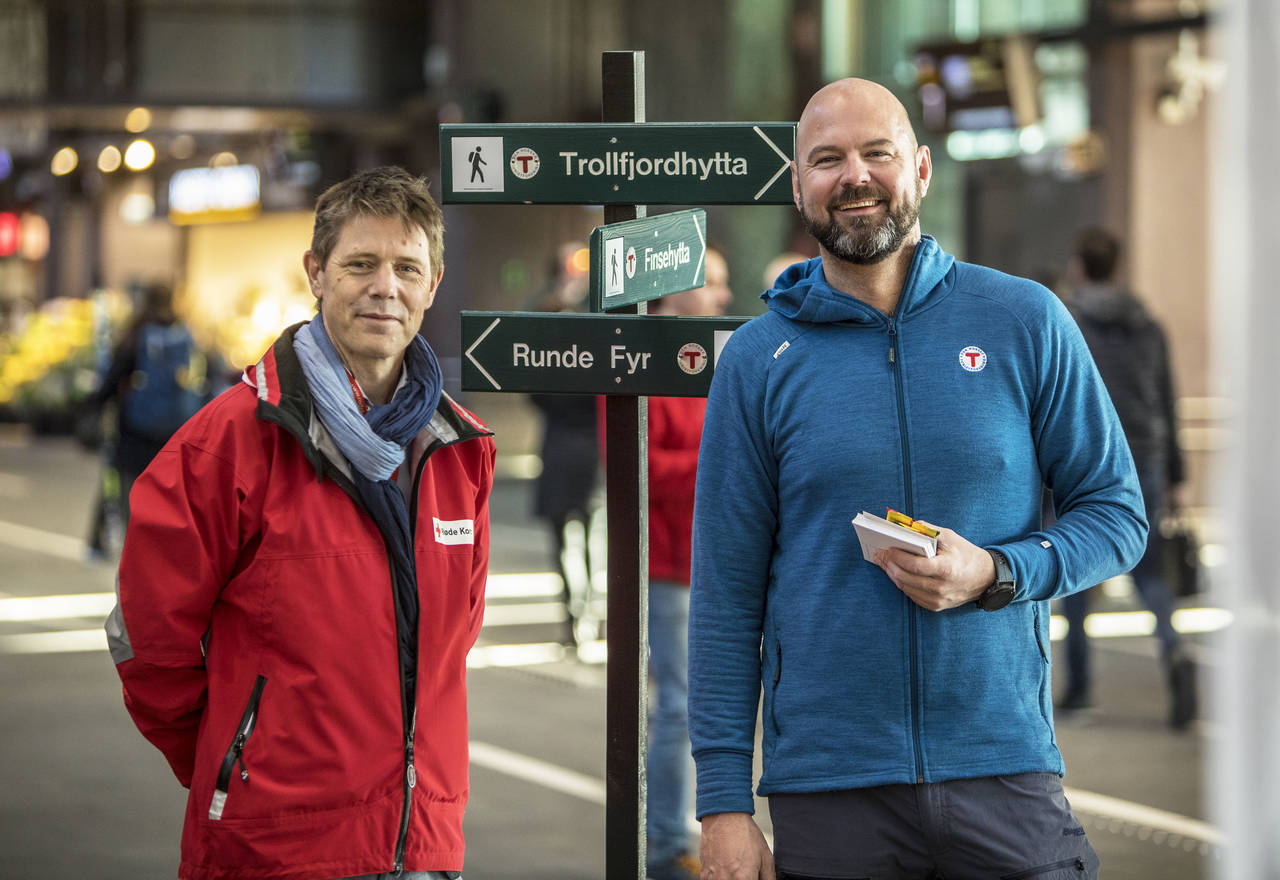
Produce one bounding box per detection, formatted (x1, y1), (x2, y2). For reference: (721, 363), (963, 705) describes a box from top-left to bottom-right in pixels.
(125, 107), (152, 133)
(210, 151), (238, 168)
(169, 133), (196, 160)
(51, 146), (78, 176)
(124, 139), (156, 171)
(98, 145), (123, 173)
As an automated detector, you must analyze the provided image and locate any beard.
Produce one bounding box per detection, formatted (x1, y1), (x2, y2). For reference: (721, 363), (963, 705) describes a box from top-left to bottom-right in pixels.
(799, 181), (922, 265)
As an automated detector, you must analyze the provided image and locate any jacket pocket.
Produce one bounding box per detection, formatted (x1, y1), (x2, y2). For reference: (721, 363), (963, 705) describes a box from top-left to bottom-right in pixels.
(209, 674), (267, 820)
(766, 641), (782, 740)
(1000, 856), (1087, 879)
(1032, 604), (1049, 664)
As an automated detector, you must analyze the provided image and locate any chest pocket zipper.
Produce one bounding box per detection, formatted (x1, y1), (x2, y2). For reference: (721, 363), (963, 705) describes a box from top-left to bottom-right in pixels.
(209, 675), (267, 820)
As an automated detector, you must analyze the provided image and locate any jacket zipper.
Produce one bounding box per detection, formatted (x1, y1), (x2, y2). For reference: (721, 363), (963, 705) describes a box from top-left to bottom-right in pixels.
(316, 423), (490, 873)
(887, 320), (926, 784)
(209, 674), (267, 820)
(392, 434), (482, 874)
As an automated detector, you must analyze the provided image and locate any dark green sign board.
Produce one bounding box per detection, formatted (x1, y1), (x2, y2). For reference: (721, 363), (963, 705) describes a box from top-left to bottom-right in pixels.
(441, 123), (796, 204)
(589, 209), (706, 312)
(461, 311), (748, 396)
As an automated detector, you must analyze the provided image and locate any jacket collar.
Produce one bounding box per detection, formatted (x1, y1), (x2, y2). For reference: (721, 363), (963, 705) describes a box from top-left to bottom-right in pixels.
(243, 323), (491, 478)
(762, 235), (956, 325)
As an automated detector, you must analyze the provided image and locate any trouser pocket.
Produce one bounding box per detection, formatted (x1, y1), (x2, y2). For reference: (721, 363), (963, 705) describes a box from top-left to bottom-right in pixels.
(1001, 856), (1088, 879)
(208, 674), (267, 820)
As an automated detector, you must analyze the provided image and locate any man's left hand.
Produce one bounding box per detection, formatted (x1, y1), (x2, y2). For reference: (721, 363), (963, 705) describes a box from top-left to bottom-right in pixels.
(874, 524), (996, 611)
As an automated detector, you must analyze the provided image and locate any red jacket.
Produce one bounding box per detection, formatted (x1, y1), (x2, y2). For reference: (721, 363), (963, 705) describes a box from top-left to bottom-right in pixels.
(647, 396), (707, 585)
(107, 329), (494, 880)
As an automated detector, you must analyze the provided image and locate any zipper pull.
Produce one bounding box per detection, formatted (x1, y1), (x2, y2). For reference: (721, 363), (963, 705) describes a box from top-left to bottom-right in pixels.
(233, 733), (250, 782)
(888, 323), (897, 364)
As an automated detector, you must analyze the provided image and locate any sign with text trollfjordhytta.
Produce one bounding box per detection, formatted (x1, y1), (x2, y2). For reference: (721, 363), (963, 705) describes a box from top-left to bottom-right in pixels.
(441, 123), (796, 204)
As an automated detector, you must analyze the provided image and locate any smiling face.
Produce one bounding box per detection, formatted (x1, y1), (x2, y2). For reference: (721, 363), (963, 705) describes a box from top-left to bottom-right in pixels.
(304, 213), (442, 381)
(792, 79), (932, 265)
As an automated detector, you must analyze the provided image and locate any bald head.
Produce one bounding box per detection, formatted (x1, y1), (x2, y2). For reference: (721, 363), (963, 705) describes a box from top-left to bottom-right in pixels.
(797, 78), (919, 161)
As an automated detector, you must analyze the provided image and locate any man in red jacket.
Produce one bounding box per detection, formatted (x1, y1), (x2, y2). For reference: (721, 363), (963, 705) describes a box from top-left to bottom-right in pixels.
(645, 248), (733, 880)
(105, 167), (495, 880)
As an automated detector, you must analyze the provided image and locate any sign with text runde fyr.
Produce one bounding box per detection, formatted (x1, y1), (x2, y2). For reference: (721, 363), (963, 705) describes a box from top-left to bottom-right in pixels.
(590, 209), (706, 312)
(462, 311), (749, 396)
(441, 123), (796, 205)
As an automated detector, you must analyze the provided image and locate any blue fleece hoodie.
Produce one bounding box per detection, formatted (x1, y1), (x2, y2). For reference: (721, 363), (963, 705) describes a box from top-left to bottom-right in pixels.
(688, 236), (1147, 818)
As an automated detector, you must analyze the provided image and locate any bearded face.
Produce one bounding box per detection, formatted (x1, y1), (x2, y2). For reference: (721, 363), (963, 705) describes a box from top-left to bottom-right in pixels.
(798, 178), (923, 266)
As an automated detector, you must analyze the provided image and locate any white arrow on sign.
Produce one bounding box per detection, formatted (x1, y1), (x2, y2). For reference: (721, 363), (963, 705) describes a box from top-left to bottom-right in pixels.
(465, 316), (503, 390)
(753, 125), (793, 202)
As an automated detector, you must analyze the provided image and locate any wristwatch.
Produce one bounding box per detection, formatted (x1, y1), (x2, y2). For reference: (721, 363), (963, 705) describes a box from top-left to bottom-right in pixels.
(976, 549), (1016, 611)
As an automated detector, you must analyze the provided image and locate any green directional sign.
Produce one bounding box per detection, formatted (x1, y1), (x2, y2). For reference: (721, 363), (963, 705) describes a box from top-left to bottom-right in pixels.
(590, 209), (706, 312)
(441, 123), (795, 205)
(461, 311), (749, 396)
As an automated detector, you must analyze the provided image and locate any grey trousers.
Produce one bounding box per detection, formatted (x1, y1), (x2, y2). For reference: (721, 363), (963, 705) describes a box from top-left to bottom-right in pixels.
(770, 773), (1098, 880)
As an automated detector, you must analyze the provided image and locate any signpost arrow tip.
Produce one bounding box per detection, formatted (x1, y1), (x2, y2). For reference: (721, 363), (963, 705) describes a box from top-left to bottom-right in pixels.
(465, 317), (503, 391)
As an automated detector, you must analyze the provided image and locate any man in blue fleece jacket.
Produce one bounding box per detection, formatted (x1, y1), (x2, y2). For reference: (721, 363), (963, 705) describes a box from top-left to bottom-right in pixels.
(689, 79), (1147, 879)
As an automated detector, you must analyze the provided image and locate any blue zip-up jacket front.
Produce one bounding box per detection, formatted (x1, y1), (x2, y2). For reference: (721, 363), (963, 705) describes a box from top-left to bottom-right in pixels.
(688, 237), (1147, 818)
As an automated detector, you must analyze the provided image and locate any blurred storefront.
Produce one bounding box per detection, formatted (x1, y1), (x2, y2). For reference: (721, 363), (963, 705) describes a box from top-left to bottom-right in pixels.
(0, 0), (1223, 503)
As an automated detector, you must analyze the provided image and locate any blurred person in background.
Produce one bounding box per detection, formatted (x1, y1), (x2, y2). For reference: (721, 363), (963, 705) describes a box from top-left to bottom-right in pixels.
(106, 166), (495, 880)
(689, 78), (1145, 880)
(644, 248), (732, 880)
(85, 282), (214, 556)
(1056, 226), (1197, 729)
(528, 242), (604, 648)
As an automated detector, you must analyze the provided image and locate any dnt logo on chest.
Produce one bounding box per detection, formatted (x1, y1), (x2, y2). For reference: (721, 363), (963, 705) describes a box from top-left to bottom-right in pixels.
(959, 346), (988, 372)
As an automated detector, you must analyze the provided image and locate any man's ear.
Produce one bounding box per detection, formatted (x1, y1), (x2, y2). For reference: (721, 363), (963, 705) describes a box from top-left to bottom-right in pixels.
(424, 267), (444, 310)
(790, 161), (802, 213)
(916, 145), (933, 199)
(303, 251), (323, 301)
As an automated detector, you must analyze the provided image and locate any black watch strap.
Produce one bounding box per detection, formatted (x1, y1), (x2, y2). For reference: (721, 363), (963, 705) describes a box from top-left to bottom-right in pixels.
(977, 549), (1016, 611)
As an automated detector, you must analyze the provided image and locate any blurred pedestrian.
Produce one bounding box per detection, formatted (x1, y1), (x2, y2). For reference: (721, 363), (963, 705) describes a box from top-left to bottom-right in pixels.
(85, 282), (212, 555)
(528, 242), (604, 647)
(1057, 226), (1197, 729)
(644, 248), (732, 880)
(106, 166), (495, 880)
(689, 78), (1146, 880)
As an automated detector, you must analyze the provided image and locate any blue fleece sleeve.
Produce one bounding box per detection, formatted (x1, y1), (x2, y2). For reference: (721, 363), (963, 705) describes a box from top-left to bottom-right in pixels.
(688, 329), (776, 817)
(1001, 294), (1148, 600)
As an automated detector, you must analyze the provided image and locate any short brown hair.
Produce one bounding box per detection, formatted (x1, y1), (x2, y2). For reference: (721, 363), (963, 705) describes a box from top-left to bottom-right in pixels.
(309, 166), (444, 274)
(1074, 226), (1120, 282)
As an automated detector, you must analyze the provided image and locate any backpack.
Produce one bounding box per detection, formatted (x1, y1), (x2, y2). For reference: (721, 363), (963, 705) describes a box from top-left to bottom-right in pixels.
(123, 323), (207, 439)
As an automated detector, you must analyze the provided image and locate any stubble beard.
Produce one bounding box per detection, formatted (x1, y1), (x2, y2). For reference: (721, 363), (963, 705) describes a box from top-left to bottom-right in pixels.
(799, 181), (922, 265)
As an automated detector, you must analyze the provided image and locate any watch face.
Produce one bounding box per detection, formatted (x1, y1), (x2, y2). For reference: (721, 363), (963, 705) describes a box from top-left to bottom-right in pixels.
(979, 584), (1015, 611)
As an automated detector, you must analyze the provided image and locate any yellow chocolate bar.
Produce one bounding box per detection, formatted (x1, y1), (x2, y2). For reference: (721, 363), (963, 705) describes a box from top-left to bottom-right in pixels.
(886, 508), (940, 539)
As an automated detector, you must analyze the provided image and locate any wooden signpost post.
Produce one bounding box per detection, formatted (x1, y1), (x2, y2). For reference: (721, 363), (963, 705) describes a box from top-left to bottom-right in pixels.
(442, 50), (794, 878)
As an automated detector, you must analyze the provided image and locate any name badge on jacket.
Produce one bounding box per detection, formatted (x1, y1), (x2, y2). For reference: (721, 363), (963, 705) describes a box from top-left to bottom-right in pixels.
(433, 517), (475, 545)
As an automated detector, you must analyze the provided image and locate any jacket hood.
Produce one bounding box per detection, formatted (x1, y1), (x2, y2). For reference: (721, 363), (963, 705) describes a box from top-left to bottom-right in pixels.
(762, 235), (955, 324)
(1067, 282), (1152, 329)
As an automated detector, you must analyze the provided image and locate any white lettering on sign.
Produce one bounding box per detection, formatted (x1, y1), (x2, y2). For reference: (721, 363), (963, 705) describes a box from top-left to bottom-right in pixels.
(433, 517), (475, 546)
(512, 343), (595, 369)
(610, 345), (652, 375)
(644, 241), (691, 273)
(557, 150), (749, 182)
